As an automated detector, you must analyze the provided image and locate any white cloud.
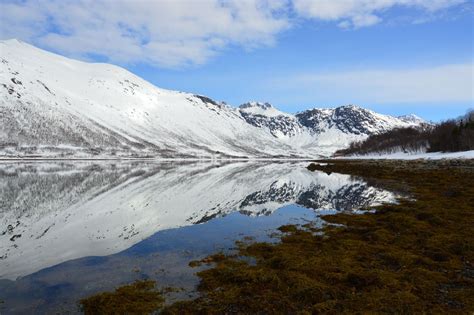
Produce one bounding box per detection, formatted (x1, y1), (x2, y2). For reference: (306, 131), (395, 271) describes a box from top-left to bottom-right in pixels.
(271, 63), (474, 103)
(0, 0), (290, 68)
(293, 0), (466, 29)
(0, 0), (467, 67)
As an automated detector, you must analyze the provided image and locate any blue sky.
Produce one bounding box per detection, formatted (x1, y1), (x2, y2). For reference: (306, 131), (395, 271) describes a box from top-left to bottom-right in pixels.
(1, 0), (473, 121)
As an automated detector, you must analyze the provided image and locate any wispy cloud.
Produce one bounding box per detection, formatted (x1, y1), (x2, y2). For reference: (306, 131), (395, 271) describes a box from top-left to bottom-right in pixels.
(269, 63), (474, 103)
(293, 0), (467, 29)
(0, 0), (290, 68)
(0, 0), (468, 67)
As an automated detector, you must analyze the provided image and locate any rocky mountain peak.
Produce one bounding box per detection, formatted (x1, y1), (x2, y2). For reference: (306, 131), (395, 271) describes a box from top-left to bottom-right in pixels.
(239, 101), (273, 110)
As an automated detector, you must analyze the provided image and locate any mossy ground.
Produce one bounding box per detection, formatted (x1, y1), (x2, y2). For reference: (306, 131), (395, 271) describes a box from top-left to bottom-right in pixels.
(80, 159), (474, 314)
(79, 280), (165, 315)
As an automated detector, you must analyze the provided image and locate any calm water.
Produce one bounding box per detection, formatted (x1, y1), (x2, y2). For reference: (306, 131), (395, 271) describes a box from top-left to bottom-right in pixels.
(0, 161), (398, 314)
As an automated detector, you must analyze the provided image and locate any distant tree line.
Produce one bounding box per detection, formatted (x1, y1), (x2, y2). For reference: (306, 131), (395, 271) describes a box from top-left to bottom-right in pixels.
(335, 110), (474, 156)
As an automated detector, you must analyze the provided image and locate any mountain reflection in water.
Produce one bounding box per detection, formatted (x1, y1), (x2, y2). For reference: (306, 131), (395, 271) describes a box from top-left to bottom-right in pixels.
(0, 161), (398, 314)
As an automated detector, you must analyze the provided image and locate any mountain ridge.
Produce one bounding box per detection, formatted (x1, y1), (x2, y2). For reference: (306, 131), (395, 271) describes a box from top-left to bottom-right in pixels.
(0, 39), (425, 158)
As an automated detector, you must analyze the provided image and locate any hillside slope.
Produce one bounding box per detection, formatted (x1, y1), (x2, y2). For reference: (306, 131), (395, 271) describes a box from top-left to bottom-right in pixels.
(0, 39), (423, 158)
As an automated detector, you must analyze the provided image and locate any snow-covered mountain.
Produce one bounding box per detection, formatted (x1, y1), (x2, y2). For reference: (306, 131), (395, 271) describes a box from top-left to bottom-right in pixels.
(0, 161), (398, 279)
(239, 103), (426, 156)
(239, 102), (305, 138)
(397, 114), (426, 125)
(0, 39), (424, 158)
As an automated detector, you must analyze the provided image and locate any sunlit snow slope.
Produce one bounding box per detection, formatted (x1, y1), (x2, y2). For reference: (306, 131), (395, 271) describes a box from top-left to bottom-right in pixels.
(0, 39), (423, 158)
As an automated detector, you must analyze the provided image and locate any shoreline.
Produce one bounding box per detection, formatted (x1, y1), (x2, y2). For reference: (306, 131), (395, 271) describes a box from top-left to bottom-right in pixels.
(0, 152), (473, 162)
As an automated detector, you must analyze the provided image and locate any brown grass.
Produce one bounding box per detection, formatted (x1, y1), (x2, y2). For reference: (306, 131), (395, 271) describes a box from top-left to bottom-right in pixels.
(79, 280), (164, 315)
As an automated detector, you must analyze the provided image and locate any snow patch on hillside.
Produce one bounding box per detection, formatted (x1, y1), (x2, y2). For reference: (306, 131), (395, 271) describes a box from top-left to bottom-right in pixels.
(239, 102), (292, 117)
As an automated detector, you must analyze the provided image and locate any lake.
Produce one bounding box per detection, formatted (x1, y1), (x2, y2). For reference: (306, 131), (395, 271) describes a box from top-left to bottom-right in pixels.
(0, 161), (399, 314)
